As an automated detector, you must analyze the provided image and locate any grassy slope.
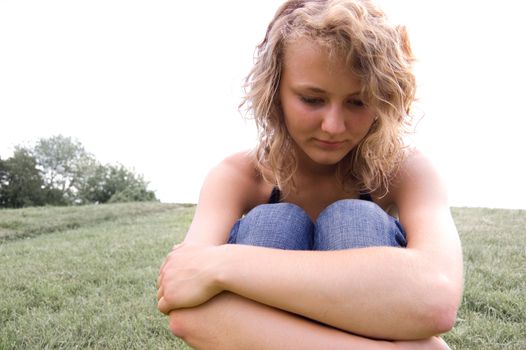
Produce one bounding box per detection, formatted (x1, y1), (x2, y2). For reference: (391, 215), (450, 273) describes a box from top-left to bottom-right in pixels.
(0, 203), (193, 350)
(0, 204), (524, 349)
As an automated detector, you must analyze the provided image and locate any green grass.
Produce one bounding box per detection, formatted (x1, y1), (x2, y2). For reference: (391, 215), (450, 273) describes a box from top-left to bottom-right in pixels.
(0, 202), (185, 242)
(0, 204), (524, 349)
(444, 208), (525, 349)
(0, 202), (193, 350)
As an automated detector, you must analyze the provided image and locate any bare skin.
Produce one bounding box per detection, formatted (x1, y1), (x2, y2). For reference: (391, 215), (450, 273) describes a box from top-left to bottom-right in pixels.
(157, 151), (460, 349)
(168, 292), (450, 350)
(157, 39), (463, 349)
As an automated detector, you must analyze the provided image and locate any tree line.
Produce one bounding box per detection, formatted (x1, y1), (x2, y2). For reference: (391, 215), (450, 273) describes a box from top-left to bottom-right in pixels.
(0, 135), (157, 208)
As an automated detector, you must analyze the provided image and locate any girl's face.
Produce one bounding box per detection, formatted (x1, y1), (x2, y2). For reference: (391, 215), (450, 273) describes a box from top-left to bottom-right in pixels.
(279, 38), (376, 171)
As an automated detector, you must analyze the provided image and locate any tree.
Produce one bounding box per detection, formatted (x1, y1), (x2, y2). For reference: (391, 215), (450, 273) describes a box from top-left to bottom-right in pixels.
(0, 157), (8, 206)
(0, 149), (45, 208)
(105, 164), (157, 203)
(75, 162), (110, 204)
(31, 135), (95, 204)
(1, 135), (157, 207)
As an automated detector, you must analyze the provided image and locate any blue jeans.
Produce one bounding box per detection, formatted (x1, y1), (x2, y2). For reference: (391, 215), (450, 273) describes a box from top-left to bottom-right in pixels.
(228, 199), (407, 250)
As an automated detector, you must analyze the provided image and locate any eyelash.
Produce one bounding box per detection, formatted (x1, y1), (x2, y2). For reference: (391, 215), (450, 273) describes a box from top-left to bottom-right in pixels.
(300, 96), (324, 105)
(300, 96), (366, 108)
(348, 99), (365, 108)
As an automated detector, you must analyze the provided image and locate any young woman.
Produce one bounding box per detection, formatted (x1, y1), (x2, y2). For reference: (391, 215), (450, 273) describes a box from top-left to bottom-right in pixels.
(157, 0), (463, 348)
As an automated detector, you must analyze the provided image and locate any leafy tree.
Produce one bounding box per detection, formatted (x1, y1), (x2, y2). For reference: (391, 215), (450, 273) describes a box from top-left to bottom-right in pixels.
(0, 157), (6, 182)
(0, 157), (7, 206)
(0, 149), (45, 208)
(31, 135), (95, 204)
(2, 135), (157, 207)
(75, 163), (156, 204)
(75, 162), (110, 204)
(101, 164), (156, 203)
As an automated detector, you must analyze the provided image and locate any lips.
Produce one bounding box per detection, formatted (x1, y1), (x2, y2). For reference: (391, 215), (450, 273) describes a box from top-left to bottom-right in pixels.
(317, 139), (343, 145)
(314, 138), (346, 148)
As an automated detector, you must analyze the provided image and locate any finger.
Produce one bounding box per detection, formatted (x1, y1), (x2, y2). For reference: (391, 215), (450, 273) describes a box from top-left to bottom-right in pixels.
(157, 285), (164, 301)
(156, 266), (166, 288)
(157, 264), (164, 288)
(157, 296), (172, 315)
(157, 267), (166, 289)
(159, 244), (180, 273)
(156, 266), (164, 287)
(158, 259), (166, 274)
(159, 254), (174, 277)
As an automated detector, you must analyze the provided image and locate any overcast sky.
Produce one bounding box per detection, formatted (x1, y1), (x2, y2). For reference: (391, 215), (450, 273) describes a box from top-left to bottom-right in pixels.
(1, 0), (525, 209)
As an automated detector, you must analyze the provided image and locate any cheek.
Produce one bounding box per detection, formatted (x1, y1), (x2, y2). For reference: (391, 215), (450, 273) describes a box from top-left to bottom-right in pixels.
(348, 110), (376, 135)
(348, 117), (373, 132)
(283, 103), (319, 132)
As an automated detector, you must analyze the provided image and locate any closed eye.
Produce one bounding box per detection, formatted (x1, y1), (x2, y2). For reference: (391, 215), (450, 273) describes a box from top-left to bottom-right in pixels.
(300, 96), (324, 106)
(347, 99), (366, 108)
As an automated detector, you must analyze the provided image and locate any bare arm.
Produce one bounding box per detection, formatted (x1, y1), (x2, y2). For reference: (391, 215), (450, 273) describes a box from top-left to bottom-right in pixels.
(169, 292), (450, 350)
(158, 154), (451, 348)
(216, 151), (462, 339)
(159, 150), (463, 340)
(215, 150), (463, 339)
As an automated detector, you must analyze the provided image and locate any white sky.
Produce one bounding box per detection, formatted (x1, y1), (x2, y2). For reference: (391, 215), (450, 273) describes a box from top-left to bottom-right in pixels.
(1, 0), (525, 209)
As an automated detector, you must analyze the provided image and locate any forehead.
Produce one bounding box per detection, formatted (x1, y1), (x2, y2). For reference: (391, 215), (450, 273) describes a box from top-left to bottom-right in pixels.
(281, 38), (361, 92)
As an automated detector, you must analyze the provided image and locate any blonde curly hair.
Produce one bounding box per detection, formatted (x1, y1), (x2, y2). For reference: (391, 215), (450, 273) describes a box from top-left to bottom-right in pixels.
(240, 0), (416, 195)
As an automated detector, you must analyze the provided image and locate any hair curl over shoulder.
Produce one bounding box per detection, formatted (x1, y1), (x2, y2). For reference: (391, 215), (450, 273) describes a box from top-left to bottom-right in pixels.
(240, 0), (416, 195)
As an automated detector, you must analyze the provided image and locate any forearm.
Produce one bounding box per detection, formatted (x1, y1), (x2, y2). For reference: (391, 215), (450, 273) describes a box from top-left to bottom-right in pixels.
(217, 244), (460, 340)
(170, 292), (446, 350)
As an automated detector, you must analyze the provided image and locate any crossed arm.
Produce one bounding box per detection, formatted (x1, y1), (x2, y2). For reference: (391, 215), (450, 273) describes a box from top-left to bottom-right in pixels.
(156, 151), (463, 349)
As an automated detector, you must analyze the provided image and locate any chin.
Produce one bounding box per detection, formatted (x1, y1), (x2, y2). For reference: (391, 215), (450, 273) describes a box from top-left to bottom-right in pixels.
(308, 151), (349, 166)
(294, 142), (352, 168)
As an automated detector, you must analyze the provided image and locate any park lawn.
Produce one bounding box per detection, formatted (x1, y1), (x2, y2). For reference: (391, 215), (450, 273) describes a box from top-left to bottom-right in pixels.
(0, 203), (524, 349)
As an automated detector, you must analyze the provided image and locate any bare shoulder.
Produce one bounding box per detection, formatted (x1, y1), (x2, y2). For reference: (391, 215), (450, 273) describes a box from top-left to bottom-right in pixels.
(398, 148), (441, 177)
(184, 151), (272, 245)
(213, 151), (273, 209)
(372, 148), (446, 214)
(391, 147), (449, 208)
(220, 151), (260, 179)
(385, 147), (460, 250)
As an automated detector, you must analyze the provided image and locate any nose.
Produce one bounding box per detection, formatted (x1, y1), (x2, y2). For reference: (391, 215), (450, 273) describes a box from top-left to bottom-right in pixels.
(321, 104), (346, 135)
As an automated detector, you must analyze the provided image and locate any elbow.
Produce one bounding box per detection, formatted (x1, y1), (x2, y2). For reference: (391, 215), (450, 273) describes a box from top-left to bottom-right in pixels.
(168, 310), (190, 340)
(421, 274), (462, 336)
(428, 298), (459, 335)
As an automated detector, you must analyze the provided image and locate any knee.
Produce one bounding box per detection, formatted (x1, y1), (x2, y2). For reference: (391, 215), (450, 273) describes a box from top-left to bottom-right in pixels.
(243, 203), (310, 224)
(317, 199), (385, 226)
(326, 198), (382, 213)
(236, 203), (313, 249)
(315, 199), (406, 249)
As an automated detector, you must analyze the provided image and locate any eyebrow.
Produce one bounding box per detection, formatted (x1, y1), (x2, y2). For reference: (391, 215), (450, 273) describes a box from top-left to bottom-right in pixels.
(295, 84), (362, 96)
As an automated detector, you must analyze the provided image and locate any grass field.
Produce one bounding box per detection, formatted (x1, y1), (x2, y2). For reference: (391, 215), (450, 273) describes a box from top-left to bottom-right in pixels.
(0, 203), (524, 349)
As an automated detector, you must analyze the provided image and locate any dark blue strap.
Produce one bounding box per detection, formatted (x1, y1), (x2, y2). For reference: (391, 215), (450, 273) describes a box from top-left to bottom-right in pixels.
(270, 187), (373, 203)
(268, 187), (281, 204)
(359, 192), (373, 202)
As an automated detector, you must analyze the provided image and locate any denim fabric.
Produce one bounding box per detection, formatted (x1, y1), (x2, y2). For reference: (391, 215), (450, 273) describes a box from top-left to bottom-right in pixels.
(228, 199), (407, 250)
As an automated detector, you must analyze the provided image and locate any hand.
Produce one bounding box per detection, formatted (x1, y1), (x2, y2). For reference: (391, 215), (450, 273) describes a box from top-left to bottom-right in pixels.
(157, 242), (224, 314)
